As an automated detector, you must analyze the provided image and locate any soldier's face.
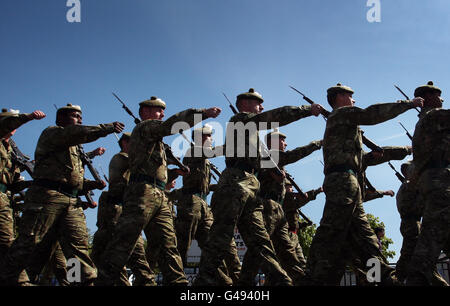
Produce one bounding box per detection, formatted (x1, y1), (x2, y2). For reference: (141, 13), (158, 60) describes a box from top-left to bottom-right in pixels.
(121, 139), (130, 153)
(64, 111), (82, 126)
(166, 180), (176, 190)
(141, 106), (165, 120)
(336, 92), (355, 107)
(286, 184), (293, 193)
(423, 91), (442, 108)
(202, 134), (212, 148)
(270, 136), (287, 151)
(245, 99), (264, 114)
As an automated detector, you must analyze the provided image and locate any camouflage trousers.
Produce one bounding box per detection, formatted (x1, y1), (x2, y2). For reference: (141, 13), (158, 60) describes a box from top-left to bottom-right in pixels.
(26, 240), (69, 286)
(306, 172), (395, 285)
(175, 194), (241, 285)
(194, 168), (291, 286)
(92, 191), (156, 286)
(239, 198), (305, 285)
(0, 192), (29, 284)
(96, 183), (187, 286)
(0, 186), (96, 285)
(407, 168), (450, 286)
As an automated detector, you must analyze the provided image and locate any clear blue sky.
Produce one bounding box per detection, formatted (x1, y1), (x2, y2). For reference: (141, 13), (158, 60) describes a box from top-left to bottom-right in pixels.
(1, 0), (449, 262)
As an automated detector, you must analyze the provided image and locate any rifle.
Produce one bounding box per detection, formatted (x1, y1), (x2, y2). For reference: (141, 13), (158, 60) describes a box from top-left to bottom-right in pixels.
(285, 172), (313, 226)
(178, 131), (220, 181)
(78, 145), (102, 208)
(99, 165), (110, 183)
(398, 122), (413, 141)
(289, 85), (384, 154)
(9, 139), (35, 178)
(112, 92), (189, 173)
(387, 161), (406, 183)
(394, 85), (421, 113)
(222, 92), (308, 199)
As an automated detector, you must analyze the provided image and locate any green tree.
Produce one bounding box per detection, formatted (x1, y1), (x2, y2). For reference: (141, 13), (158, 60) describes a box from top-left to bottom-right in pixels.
(298, 222), (317, 259)
(366, 213), (396, 260)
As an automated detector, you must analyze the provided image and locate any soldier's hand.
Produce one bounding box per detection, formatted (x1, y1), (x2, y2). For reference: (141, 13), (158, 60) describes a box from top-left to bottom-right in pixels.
(311, 104), (324, 117)
(411, 97), (424, 108)
(94, 180), (107, 190)
(176, 168), (190, 176)
(112, 122), (125, 133)
(92, 147), (106, 156)
(204, 107), (222, 119)
(29, 110), (46, 120)
(383, 190), (395, 197)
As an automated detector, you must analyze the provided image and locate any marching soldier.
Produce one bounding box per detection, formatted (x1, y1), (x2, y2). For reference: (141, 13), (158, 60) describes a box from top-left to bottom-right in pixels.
(0, 108), (46, 285)
(96, 96), (221, 286)
(194, 88), (323, 286)
(406, 81), (449, 285)
(91, 132), (155, 286)
(306, 83), (423, 285)
(0, 104), (124, 286)
(238, 129), (322, 285)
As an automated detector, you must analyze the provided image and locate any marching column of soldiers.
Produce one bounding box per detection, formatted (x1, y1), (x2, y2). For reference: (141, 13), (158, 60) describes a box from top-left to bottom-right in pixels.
(0, 81), (448, 286)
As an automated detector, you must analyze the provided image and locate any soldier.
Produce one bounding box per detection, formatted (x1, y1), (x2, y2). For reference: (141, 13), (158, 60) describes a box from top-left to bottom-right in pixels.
(406, 81), (449, 285)
(194, 88), (324, 286)
(238, 129), (322, 285)
(0, 103), (124, 286)
(175, 125), (241, 285)
(305, 83), (423, 285)
(96, 96), (221, 286)
(0, 108), (46, 285)
(283, 183), (323, 270)
(91, 132), (155, 286)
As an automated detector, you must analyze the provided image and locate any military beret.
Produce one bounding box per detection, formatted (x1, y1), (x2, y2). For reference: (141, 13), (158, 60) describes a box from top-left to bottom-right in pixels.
(0, 108), (20, 117)
(327, 83), (354, 95)
(414, 81), (442, 97)
(236, 88), (264, 103)
(57, 104), (82, 114)
(139, 96), (166, 109)
(265, 128), (286, 144)
(193, 124), (213, 136)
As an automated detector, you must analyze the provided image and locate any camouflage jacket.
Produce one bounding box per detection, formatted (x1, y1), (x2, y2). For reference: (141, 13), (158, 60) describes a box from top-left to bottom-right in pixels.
(283, 188), (322, 231)
(323, 101), (416, 190)
(182, 146), (213, 195)
(128, 108), (206, 183)
(0, 140), (22, 189)
(396, 181), (422, 218)
(0, 113), (32, 140)
(258, 140), (322, 201)
(412, 108), (450, 180)
(225, 105), (313, 171)
(33, 124), (115, 190)
(108, 151), (130, 203)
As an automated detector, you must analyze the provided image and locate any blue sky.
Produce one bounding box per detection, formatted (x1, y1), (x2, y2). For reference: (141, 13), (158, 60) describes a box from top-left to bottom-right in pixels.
(1, 0), (449, 262)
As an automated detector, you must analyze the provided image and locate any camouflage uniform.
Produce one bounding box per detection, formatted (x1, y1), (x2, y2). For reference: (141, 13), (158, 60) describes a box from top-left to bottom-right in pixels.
(283, 188), (322, 269)
(91, 149), (155, 286)
(406, 104), (450, 285)
(0, 118), (116, 285)
(0, 111), (40, 285)
(239, 140), (322, 285)
(195, 88), (316, 286)
(97, 102), (208, 286)
(176, 144), (241, 285)
(306, 84), (418, 285)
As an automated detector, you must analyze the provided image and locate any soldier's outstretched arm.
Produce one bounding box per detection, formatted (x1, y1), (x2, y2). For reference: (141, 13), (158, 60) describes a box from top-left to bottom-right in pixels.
(49, 122), (124, 148)
(0, 110), (46, 139)
(279, 140), (323, 167)
(149, 107), (221, 138)
(240, 105), (321, 128)
(363, 146), (412, 168)
(330, 98), (423, 126)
